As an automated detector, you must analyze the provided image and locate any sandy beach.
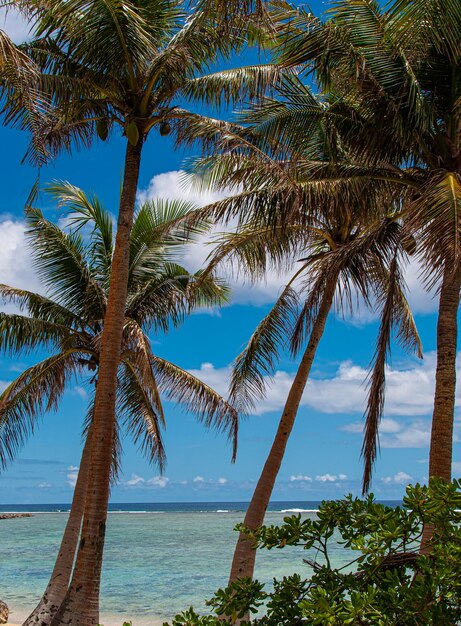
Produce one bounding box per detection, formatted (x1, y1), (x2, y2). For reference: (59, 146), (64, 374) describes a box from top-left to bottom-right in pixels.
(4, 607), (166, 626)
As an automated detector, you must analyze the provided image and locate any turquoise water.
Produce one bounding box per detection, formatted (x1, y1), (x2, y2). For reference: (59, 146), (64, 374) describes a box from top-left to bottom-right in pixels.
(0, 506), (354, 624)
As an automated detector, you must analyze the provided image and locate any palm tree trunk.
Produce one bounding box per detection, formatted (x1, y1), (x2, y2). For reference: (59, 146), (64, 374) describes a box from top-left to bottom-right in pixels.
(228, 279), (336, 585)
(429, 263), (461, 481)
(23, 429), (92, 626)
(51, 137), (144, 626)
(421, 263), (461, 553)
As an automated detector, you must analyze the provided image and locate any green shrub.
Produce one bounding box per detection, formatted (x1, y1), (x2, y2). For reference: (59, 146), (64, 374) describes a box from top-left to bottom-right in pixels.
(164, 479), (461, 625)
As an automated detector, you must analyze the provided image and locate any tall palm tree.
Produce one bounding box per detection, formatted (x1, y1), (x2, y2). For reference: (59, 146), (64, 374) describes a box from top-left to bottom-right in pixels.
(1, 1), (284, 620)
(273, 0), (461, 492)
(189, 76), (422, 582)
(0, 182), (238, 625)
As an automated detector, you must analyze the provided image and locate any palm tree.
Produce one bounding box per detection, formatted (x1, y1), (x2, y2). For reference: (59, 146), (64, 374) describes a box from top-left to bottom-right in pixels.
(1, 1), (284, 620)
(188, 75), (421, 582)
(273, 0), (461, 492)
(0, 28), (51, 166)
(0, 181), (238, 625)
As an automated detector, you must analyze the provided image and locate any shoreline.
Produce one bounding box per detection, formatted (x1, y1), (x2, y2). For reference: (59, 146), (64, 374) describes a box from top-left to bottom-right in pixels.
(5, 606), (168, 626)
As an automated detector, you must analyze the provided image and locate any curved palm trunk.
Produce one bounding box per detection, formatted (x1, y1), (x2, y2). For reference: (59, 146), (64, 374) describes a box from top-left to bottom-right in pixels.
(421, 263), (461, 553)
(51, 138), (144, 626)
(429, 263), (461, 481)
(23, 429), (92, 626)
(229, 280), (336, 584)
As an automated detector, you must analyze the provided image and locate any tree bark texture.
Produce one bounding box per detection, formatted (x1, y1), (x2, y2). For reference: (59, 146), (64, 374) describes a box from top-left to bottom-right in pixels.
(421, 263), (461, 554)
(429, 263), (461, 482)
(51, 138), (143, 625)
(228, 279), (337, 585)
(23, 430), (92, 626)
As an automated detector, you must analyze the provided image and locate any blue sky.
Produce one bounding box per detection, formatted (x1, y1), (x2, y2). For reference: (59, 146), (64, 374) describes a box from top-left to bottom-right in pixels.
(0, 7), (460, 504)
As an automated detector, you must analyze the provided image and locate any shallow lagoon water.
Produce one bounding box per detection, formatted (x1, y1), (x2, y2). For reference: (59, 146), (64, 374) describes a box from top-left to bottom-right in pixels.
(0, 502), (374, 624)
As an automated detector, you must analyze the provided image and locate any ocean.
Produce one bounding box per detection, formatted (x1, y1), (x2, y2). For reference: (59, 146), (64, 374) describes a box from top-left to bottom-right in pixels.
(0, 501), (399, 625)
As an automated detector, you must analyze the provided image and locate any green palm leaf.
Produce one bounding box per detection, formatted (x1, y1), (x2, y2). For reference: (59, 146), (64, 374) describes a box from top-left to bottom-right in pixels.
(0, 285), (84, 328)
(362, 252), (423, 493)
(45, 180), (114, 285)
(0, 349), (88, 469)
(229, 284), (299, 414)
(0, 313), (86, 355)
(129, 198), (209, 282)
(184, 64), (291, 108)
(25, 207), (107, 319)
(118, 360), (166, 471)
(151, 355), (239, 461)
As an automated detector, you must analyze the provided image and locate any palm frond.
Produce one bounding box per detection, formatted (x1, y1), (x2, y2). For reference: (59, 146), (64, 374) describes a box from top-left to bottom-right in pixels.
(127, 262), (228, 329)
(205, 222), (307, 283)
(151, 355), (239, 461)
(122, 319), (165, 427)
(0, 285), (84, 328)
(407, 171), (461, 289)
(290, 264), (337, 357)
(389, 0), (461, 61)
(0, 349), (85, 469)
(118, 359), (166, 471)
(129, 198), (209, 283)
(183, 64), (291, 108)
(0, 312), (86, 355)
(127, 262), (194, 329)
(184, 269), (230, 311)
(45, 180), (114, 285)
(25, 207), (107, 319)
(361, 252), (422, 493)
(228, 284), (299, 413)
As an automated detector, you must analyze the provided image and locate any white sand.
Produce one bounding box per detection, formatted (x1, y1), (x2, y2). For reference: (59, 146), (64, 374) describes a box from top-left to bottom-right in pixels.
(5, 607), (166, 626)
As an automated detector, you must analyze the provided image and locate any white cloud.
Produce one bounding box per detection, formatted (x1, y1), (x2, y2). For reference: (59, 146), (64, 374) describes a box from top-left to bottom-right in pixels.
(290, 474), (312, 482)
(315, 474), (332, 482)
(315, 473), (347, 482)
(343, 258), (437, 325)
(137, 170), (228, 207)
(0, 179), (439, 318)
(137, 174), (444, 313)
(378, 419), (402, 434)
(341, 422), (366, 434)
(381, 471), (413, 485)
(120, 474), (170, 488)
(193, 475), (205, 483)
(404, 259), (438, 315)
(125, 473), (145, 486)
(341, 417), (432, 449)
(37, 481), (52, 489)
(0, 220), (40, 295)
(137, 171), (294, 306)
(189, 351), (457, 422)
(66, 466), (79, 489)
(147, 476), (169, 488)
(217, 477), (227, 485)
(0, 8), (33, 43)
(381, 419), (432, 448)
(71, 386), (88, 400)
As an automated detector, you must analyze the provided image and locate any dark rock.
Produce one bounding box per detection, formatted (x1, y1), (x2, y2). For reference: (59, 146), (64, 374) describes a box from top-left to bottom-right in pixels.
(0, 600), (8, 624)
(0, 513), (33, 520)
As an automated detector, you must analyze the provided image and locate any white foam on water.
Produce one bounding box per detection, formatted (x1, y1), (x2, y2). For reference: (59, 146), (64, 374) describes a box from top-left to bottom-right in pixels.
(280, 508), (318, 513)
